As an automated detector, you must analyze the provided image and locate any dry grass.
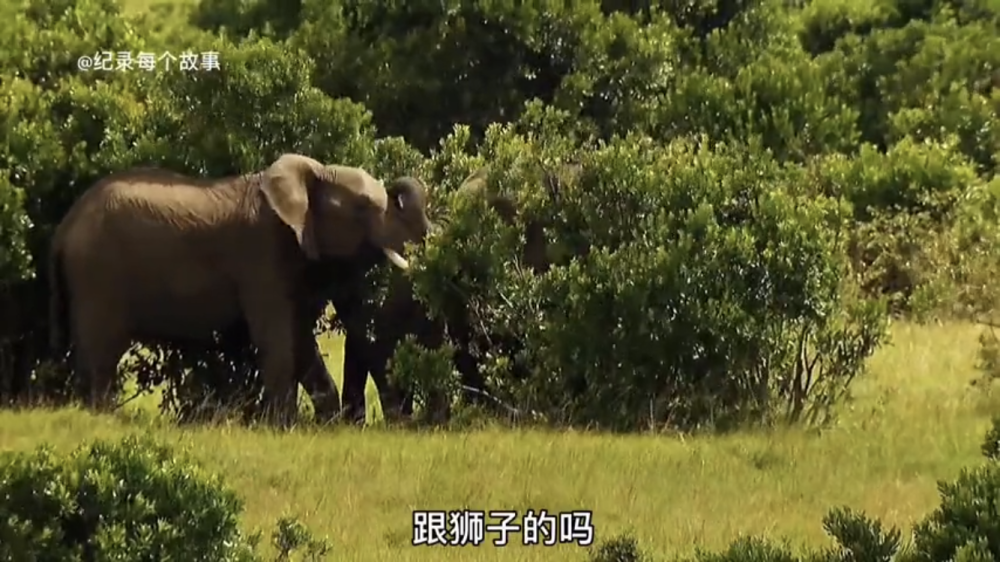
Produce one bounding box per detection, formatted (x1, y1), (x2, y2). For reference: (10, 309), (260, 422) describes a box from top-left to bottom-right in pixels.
(1, 321), (997, 561)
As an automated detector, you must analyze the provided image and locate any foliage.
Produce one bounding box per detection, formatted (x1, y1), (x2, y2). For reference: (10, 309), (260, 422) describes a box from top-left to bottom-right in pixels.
(0, 434), (260, 561)
(814, 507), (902, 562)
(664, 508), (902, 561)
(807, 138), (985, 312)
(0, 0), (998, 429)
(972, 323), (1000, 392)
(980, 414), (1000, 461)
(385, 335), (459, 424)
(587, 532), (650, 562)
(410, 129), (887, 430)
(0, 434), (332, 561)
(906, 456), (1000, 561)
(271, 516), (332, 562)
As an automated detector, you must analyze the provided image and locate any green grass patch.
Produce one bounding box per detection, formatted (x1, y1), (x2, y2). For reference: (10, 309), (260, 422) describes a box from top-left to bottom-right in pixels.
(1, 321), (995, 560)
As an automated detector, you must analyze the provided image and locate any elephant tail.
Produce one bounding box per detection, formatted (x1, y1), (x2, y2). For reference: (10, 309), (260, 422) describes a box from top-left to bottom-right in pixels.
(48, 241), (68, 356)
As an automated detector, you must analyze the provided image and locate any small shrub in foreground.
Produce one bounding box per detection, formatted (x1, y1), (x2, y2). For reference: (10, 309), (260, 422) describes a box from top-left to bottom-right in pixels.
(905, 461), (1000, 561)
(0, 434), (259, 561)
(0, 434), (332, 561)
(982, 414), (1000, 461)
(587, 532), (650, 562)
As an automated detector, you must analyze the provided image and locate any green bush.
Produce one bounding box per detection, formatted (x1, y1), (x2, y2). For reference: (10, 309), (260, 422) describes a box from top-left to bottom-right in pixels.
(0, 0), (159, 404)
(0, 435), (333, 561)
(904, 421), (1000, 561)
(410, 128), (888, 430)
(807, 137), (985, 312)
(829, 12), (1000, 159)
(289, 0), (615, 151)
(386, 335), (458, 424)
(190, 0), (302, 39)
(923, 176), (1000, 318)
(798, 0), (898, 55)
(0, 174), (31, 287)
(669, 508), (900, 561)
(980, 413), (1000, 461)
(0, 435), (259, 561)
(650, 44), (859, 161)
(587, 532), (650, 562)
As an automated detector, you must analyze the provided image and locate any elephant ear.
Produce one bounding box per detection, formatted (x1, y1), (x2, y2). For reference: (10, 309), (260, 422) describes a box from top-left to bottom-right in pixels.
(451, 166), (517, 221)
(261, 153), (322, 259)
(456, 167), (489, 195)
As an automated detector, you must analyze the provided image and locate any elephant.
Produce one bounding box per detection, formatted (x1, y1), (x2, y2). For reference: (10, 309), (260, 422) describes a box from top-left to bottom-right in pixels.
(333, 164), (578, 424)
(48, 153), (432, 424)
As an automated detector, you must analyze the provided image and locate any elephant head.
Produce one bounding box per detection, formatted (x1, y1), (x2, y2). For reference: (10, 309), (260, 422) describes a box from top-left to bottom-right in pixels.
(453, 163), (583, 273)
(260, 153), (431, 269)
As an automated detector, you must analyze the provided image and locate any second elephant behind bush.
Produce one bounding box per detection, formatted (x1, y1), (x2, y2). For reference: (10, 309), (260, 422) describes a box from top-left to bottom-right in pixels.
(333, 165), (577, 423)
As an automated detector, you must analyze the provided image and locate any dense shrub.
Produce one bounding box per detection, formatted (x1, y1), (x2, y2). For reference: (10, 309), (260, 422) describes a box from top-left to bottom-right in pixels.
(807, 138), (985, 312)
(907, 458), (1000, 560)
(0, 0), (157, 404)
(407, 127), (887, 430)
(827, 11), (1000, 164)
(649, 43), (860, 161)
(0, 435), (259, 560)
(287, 0), (610, 151)
(587, 533), (650, 562)
(0, 434), (332, 561)
(926, 175), (1000, 318)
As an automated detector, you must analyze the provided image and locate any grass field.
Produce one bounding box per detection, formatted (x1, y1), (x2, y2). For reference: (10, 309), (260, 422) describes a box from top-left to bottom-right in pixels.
(1, 321), (996, 561)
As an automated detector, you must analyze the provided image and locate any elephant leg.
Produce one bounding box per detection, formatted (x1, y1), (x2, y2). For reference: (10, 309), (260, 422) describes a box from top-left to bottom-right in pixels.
(297, 336), (341, 423)
(326, 288), (369, 425)
(292, 298), (341, 423)
(340, 331), (368, 425)
(242, 294), (297, 427)
(447, 318), (481, 408)
(72, 305), (129, 411)
(368, 336), (406, 423)
(454, 342), (482, 406)
(370, 296), (445, 423)
(419, 320), (451, 423)
(382, 367), (413, 419)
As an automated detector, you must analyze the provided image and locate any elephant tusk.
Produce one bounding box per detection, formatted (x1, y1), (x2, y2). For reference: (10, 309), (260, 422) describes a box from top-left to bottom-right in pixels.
(383, 248), (409, 270)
